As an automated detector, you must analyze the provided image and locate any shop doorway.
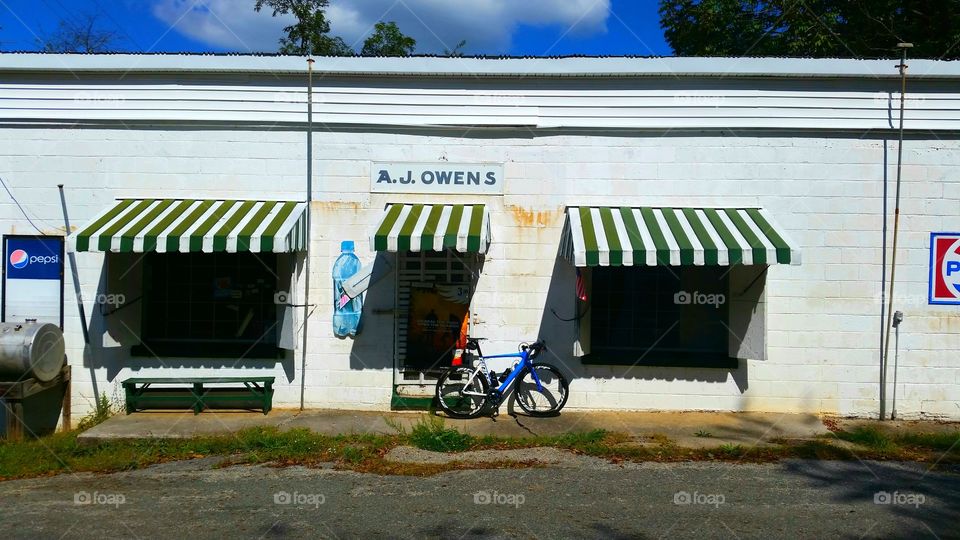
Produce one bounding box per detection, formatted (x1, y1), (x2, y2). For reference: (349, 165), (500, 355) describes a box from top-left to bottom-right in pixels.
(394, 250), (480, 391)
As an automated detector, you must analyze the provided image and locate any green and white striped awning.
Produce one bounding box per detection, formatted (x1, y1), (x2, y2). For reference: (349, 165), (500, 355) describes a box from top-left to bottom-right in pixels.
(562, 206), (800, 267)
(371, 204), (491, 253)
(68, 199), (308, 253)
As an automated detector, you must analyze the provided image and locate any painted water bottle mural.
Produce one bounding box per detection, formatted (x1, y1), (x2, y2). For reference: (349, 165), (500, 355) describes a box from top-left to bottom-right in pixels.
(333, 240), (362, 337)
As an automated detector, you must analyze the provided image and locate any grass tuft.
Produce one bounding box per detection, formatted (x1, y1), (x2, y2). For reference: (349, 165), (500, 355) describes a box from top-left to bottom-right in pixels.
(408, 416), (474, 453)
(895, 431), (960, 452)
(716, 443), (745, 457)
(76, 392), (117, 431)
(835, 425), (898, 452)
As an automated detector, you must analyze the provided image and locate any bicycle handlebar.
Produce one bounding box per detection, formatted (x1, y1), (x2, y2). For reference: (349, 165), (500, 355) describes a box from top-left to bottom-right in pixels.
(463, 337), (545, 355)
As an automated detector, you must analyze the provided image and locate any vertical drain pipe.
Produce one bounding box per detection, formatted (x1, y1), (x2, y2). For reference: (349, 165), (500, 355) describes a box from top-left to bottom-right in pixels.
(299, 57), (315, 411)
(881, 43), (912, 420)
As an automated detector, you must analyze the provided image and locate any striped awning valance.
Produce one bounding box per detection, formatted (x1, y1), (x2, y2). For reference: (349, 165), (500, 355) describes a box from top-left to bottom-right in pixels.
(561, 206), (800, 267)
(68, 199), (308, 253)
(371, 204), (491, 253)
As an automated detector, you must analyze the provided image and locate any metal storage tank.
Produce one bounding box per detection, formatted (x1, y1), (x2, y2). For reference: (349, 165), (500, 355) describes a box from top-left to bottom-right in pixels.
(0, 322), (65, 383)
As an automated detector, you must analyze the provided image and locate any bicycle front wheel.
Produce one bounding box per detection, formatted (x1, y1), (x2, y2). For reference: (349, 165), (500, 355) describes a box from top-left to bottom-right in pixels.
(515, 364), (569, 416)
(435, 367), (489, 419)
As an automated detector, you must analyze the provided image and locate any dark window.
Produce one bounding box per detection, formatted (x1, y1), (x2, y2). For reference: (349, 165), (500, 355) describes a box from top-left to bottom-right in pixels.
(135, 252), (281, 358)
(587, 265), (732, 367)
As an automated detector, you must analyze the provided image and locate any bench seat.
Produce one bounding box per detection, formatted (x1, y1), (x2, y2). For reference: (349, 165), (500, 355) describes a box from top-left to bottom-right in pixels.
(122, 377), (275, 415)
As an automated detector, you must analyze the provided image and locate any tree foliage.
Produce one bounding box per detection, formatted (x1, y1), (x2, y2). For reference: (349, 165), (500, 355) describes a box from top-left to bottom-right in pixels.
(41, 13), (119, 53)
(255, 0), (352, 55)
(659, 0), (960, 59)
(444, 40), (468, 57)
(361, 22), (416, 56)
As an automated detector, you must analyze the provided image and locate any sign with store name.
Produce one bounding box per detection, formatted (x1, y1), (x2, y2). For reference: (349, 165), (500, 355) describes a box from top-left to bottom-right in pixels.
(929, 232), (960, 305)
(371, 163), (503, 195)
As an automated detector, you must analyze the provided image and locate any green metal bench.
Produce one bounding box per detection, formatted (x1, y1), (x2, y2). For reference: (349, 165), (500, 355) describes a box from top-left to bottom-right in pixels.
(122, 377), (275, 415)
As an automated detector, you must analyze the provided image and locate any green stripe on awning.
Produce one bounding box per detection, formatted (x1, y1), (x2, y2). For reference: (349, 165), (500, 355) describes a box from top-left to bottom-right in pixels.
(443, 205), (464, 249)
(746, 208), (792, 264)
(420, 205), (444, 251)
(579, 207), (599, 267)
(639, 207), (670, 265)
(397, 204), (425, 252)
(619, 207), (645, 264)
(466, 205), (484, 253)
(564, 206), (800, 267)
(370, 204), (490, 254)
(73, 199), (136, 252)
(598, 207), (621, 266)
(68, 199), (308, 253)
(373, 203), (404, 251)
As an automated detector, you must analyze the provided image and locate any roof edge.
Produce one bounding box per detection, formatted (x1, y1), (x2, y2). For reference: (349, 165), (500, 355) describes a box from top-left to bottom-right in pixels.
(0, 53), (957, 79)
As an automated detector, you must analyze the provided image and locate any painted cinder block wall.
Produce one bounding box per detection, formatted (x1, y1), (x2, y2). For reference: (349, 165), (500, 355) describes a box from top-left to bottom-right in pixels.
(2, 125), (957, 419)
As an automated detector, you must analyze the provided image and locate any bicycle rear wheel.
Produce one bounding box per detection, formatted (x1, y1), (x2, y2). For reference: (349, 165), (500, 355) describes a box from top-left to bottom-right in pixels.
(515, 364), (569, 416)
(435, 367), (489, 419)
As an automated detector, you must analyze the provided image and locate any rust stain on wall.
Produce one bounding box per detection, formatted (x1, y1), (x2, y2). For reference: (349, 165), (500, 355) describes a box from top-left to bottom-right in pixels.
(941, 313), (960, 333)
(506, 205), (563, 228)
(313, 201), (362, 212)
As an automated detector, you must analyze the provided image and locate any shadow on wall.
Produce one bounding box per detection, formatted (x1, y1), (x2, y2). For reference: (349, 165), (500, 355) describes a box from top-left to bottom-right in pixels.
(534, 253), (749, 394)
(348, 252), (396, 371)
(81, 253), (296, 383)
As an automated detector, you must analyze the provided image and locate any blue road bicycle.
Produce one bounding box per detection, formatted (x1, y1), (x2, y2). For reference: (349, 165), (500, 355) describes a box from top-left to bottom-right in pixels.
(435, 337), (569, 419)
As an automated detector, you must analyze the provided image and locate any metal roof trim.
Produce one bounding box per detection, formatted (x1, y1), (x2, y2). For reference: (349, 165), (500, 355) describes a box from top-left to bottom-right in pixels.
(0, 53), (958, 79)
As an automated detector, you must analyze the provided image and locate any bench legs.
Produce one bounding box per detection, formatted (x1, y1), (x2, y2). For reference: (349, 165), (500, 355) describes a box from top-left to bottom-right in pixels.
(263, 381), (273, 415)
(123, 383), (134, 415)
(191, 382), (203, 415)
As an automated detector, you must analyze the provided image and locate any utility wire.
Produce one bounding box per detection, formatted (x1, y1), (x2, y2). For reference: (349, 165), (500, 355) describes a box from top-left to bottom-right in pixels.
(0, 175), (56, 234)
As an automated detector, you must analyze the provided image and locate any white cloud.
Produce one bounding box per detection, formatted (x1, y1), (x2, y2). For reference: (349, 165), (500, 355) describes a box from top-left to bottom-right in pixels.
(151, 0), (290, 51)
(151, 0), (611, 53)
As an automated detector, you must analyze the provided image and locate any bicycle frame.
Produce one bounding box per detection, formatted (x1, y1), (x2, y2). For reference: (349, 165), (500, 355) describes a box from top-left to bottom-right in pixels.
(460, 345), (544, 397)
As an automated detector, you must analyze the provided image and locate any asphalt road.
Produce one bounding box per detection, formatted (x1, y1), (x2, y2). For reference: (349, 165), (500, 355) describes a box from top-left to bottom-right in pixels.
(1, 458), (957, 539)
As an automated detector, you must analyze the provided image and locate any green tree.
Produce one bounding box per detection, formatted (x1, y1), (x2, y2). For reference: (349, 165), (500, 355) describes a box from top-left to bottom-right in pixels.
(255, 0), (353, 55)
(360, 22), (416, 56)
(659, 0), (960, 59)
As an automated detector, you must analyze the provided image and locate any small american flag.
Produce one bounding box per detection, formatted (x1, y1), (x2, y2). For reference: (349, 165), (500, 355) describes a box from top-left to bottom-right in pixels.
(575, 268), (587, 301)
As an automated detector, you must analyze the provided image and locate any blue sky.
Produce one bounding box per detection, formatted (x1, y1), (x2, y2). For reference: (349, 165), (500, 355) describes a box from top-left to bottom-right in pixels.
(0, 0), (673, 55)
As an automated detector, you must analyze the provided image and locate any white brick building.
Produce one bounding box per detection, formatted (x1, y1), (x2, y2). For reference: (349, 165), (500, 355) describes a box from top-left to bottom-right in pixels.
(1, 54), (958, 420)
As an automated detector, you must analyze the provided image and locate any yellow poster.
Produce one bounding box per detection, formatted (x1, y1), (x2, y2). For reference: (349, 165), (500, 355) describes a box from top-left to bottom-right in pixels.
(406, 284), (469, 370)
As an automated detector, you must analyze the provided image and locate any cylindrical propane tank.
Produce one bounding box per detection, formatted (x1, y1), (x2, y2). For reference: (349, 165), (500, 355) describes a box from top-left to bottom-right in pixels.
(0, 322), (65, 383)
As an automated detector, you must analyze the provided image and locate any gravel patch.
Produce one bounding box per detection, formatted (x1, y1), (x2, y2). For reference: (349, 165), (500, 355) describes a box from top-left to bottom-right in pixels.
(384, 445), (614, 468)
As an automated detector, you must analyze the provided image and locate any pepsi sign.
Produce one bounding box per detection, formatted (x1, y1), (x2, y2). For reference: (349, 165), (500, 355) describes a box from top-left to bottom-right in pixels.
(4, 237), (62, 280)
(929, 232), (960, 305)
